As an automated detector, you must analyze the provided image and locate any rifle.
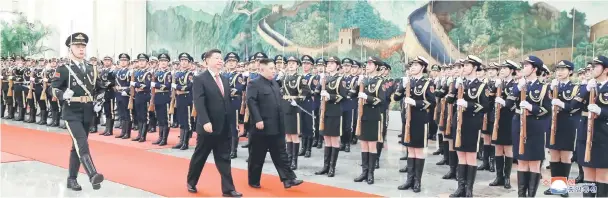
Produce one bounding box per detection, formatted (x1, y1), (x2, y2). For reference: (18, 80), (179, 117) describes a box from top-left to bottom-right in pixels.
(584, 87), (596, 162)
(7, 69), (13, 97)
(128, 69), (135, 110)
(355, 76), (365, 136)
(404, 76), (412, 143)
(519, 79), (528, 155)
(26, 68), (34, 99)
(454, 81), (465, 147)
(550, 84), (559, 145)
(445, 78), (455, 135)
(319, 73), (327, 131)
(168, 70), (177, 115)
(148, 72), (156, 112)
(40, 69), (48, 101)
(240, 75), (250, 122)
(491, 81), (503, 140)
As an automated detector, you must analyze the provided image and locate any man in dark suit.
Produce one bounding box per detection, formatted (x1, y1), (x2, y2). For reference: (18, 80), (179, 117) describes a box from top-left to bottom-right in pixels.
(187, 49), (242, 197)
(246, 58), (304, 188)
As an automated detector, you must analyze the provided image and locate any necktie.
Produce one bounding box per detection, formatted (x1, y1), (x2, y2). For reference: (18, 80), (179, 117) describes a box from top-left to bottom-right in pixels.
(79, 63), (85, 72)
(215, 75), (224, 96)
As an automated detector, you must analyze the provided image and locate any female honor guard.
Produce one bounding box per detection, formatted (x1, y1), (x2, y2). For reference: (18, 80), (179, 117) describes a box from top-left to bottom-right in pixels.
(570, 56), (608, 197)
(447, 55), (489, 197)
(394, 56), (435, 192)
(573, 65), (591, 184)
(437, 61), (463, 180)
(479, 63), (499, 172)
(352, 56), (386, 185)
(509, 56), (551, 197)
(489, 60), (521, 190)
(545, 60), (579, 196)
(315, 56), (347, 177)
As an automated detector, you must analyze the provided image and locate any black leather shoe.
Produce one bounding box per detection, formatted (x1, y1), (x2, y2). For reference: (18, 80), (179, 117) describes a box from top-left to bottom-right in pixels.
(222, 190), (242, 197)
(187, 184), (197, 193)
(249, 184), (261, 188)
(67, 178), (82, 191)
(283, 179), (304, 188)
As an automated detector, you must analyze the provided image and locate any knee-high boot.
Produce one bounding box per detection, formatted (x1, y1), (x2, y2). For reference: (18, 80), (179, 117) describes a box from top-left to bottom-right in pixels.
(504, 157), (513, 189)
(152, 124), (164, 144)
(315, 147), (331, 175)
(449, 165), (467, 197)
(436, 141), (449, 165)
(327, 147), (339, 177)
(478, 145), (491, 170)
(298, 138), (306, 156)
(291, 143), (299, 170)
(304, 137), (312, 158)
(367, 153), (377, 184)
(102, 119), (114, 136)
(172, 129), (185, 149)
(518, 171), (530, 197)
(412, 159), (425, 193)
(465, 165), (477, 197)
(489, 156), (505, 187)
(158, 126), (170, 146)
(398, 158), (415, 190)
(375, 142), (383, 169)
(286, 142), (293, 165)
(354, 152), (369, 182)
(528, 172), (541, 197)
(443, 151), (457, 179)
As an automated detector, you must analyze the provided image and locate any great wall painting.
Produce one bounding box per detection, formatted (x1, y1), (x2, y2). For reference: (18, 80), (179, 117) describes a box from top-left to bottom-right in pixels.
(146, 0), (608, 76)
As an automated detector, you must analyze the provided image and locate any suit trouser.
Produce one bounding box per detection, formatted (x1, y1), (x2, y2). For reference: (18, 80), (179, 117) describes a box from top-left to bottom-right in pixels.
(186, 121), (235, 194)
(341, 109), (353, 143)
(248, 133), (296, 184)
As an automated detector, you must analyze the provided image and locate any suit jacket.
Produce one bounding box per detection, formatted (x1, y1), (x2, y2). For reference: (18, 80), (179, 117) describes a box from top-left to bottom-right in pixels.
(246, 76), (284, 136)
(193, 70), (231, 136)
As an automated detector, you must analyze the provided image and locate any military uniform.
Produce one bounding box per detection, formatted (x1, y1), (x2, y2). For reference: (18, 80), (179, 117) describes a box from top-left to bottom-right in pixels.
(312, 58), (324, 148)
(149, 53), (172, 146)
(33, 61), (48, 124)
(2, 58), (16, 119)
(172, 53), (194, 150)
(226, 52), (244, 157)
(130, 53), (152, 142)
(297, 55), (316, 157)
(98, 56), (116, 136)
(113, 54), (133, 139)
(51, 33), (105, 191)
(12, 63), (26, 121)
(340, 58), (356, 152)
(45, 59), (62, 127)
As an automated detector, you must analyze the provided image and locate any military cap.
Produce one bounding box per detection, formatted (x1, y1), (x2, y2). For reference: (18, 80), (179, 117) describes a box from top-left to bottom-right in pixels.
(286, 56), (300, 65)
(0, 57), (5, 61)
(301, 55), (314, 64)
(382, 62), (392, 71)
(103, 56), (112, 60)
(254, 52), (268, 60)
(592, 55), (608, 68)
(65, 32), (88, 47)
(431, 64), (441, 71)
(248, 55), (256, 63)
(352, 60), (360, 68)
(172, 60), (180, 65)
(577, 68), (586, 74)
(274, 55), (286, 64)
(541, 65), (551, 76)
(501, 60), (521, 70)
(200, 52), (207, 61)
(50, 57), (57, 62)
(137, 53), (149, 61)
(327, 56), (341, 65)
(410, 56), (429, 67)
(178, 53), (191, 61)
(367, 56), (383, 67)
(39, 58), (46, 62)
(342, 58), (354, 66)
(225, 52), (240, 62)
(486, 62), (499, 70)
(555, 60), (574, 70)
(149, 56), (158, 62)
(463, 55), (482, 66)
(118, 53), (130, 61)
(158, 53), (170, 61)
(522, 56), (543, 68)
(315, 57), (326, 66)
(188, 55), (194, 62)
(453, 59), (465, 66)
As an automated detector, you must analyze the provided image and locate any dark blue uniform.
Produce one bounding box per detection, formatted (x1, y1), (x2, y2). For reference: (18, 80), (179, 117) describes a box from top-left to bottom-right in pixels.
(172, 69), (194, 149)
(151, 68), (172, 145)
(572, 81), (608, 169)
(510, 79), (551, 161)
(341, 74), (355, 150)
(114, 66), (133, 139)
(547, 81), (579, 151)
(99, 66), (116, 135)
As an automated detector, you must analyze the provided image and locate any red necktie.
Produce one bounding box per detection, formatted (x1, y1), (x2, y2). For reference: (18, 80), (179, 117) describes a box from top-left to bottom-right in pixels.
(215, 75), (224, 96)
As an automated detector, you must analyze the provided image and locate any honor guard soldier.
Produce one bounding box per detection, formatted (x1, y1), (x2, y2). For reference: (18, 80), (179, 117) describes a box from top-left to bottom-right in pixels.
(225, 52), (243, 158)
(241, 52), (266, 150)
(114, 53), (133, 139)
(446, 55), (489, 197)
(0, 57), (6, 118)
(570, 56), (608, 197)
(428, 64), (441, 150)
(572, 65), (590, 184)
(147, 56), (159, 133)
(296, 55), (315, 158)
(33, 58), (49, 124)
(130, 53), (152, 142)
(349, 60), (362, 145)
(431, 64), (451, 166)
(275, 55), (286, 80)
(12, 56), (26, 121)
(435, 62), (461, 179)
(172, 53), (194, 150)
(51, 32), (106, 191)
(543, 60), (578, 196)
(394, 56), (435, 192)
(508, 56), (551, 197)
(312, 57), (326, 149)
(340, 58), (355, 152)
(478, 63), (498, 172)
(150, 53), (172, 146)
(315, 56), (347, 177)
(22, 58), (37, 123)
(488, 60), (521, 190)
(2, 56), (14, 119)
(352, 56), (386, 185)
(98, 56), (116, 136)
(374, 62), (393, 169)
(45, 58), (62, 127)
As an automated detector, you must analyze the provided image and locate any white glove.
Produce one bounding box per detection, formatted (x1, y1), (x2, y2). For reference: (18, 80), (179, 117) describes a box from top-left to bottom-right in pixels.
(129, 81), (136, 87)
(30, 77), (35, 81)
(588, 104), (601, 115)
(43, 78), (48, 82)
(434, 78), (439, 85)
(586, 79), (597, 91)
(455, 77), (463, 88)
(242, 71), (250, 77)
(495, 97), (506, 106)
(520, 101), (533, 111)
(319, 73), (326, 81)
(358, 92), (368, 100)
(404, 97), (416, 106)
(551, 79), (559, 89)
(581, 80), (587, 85)
(402, 76), (409, 88)
(357, 75), (364, 84)
(456, 99), (468, 108)
(517, 78), (526, 90)
(551, 99), (565, 109)
(320, 90), (330, 98)
(290, 100), (298, 107)
(121, 91), (128, 96)
(0, 76), (3, 80)
(94, 104), (102, 112)
(494, 79), (502, 88)
(150, 82), (157, 87)
(62, 89), (74, 100)
(171, 83), (177, 89)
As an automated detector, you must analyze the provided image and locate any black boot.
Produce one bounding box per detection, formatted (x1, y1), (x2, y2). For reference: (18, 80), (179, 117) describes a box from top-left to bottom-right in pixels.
(449, 165), (466, 197)
(116, 121), (127, 138)
(490, 156), (505, 187)
(291, 143), (299, 170)
(436, 141), (448, 165)
(26, 107), (36, 123)
(172, 129), (185, 149)
(66, 178), (82, 191)
(399, 155), (409, 173)
(518, 171), (529, 197)
(544, 162), (560, 195)
(16, 107), (25, 121)
(465, 165), (477, 197)
(375, 143), (383, 169)
(488, 146), (496, 172)
(286, 142), (293, 165)
(4, 105), (14, 119)
(367, 153), (376, 184)
(80, 154), (104, 190)
(312, 136), (318, 148)
(115, 119), (121, 128)
(37, 110), (47, 125)
(432, 135), (444, 155)
(103, 119), (114, 136)
(478, 145), (491, 171)
(304, 137), (312, 158)
(351, 135), (358, 144)
(596, 182), (607, 197)
(316, 137), (323, 149)
(121, 121), (132, 139)
(315, 147), (331, 175)
(179, 131), (190, 150)
(344, 143), (350, 152)
(327, 147), (339, 177)
(138, 123), (148, 142)
(354, 152), (369, 182)
(412, 159), (425, 193)
(398, 158), (415, 190)
(575, 163), (584, 184)
(132, 123), (143, 141)
(504, 157), (513, 189)
(443, 151), (457, 179)
(230, 136), (238, 159)
(298, 138), (306, 156)
(528, 172), (541, 197)
(152, 124), (164, 144)
(477, 141), (483, 160)
(159, 126), (169, 146)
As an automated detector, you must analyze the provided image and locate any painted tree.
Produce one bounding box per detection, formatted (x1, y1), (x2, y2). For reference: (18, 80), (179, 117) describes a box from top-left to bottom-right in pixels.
(0, 14), (52, 57)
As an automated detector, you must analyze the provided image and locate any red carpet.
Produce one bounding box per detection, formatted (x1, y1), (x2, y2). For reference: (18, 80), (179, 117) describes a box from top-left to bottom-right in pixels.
(1, 152), (30, 163)
(0, 124), (377, 197)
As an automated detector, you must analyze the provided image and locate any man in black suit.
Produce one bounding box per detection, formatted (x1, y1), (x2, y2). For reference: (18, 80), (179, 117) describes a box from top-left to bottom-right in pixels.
(187, 49), (242, 197)
(246, 58), (303, 188)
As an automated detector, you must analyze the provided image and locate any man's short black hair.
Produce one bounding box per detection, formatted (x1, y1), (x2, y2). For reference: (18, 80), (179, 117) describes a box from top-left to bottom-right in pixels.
(258, 58), (273, 65)
(204, 49), (222, 59)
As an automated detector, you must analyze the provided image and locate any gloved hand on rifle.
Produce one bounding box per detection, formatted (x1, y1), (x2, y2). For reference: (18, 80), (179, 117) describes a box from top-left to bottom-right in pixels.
(456, 98), (468, 108)
(519, 101), (533, 111)
(586, 79), (597, 91)
(404, 97), (415, 106)
(551, 99), (565, 109)
(495, 97), (506, 106)
(588, 104), (601, 115)
(290, 100), (298, 107)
